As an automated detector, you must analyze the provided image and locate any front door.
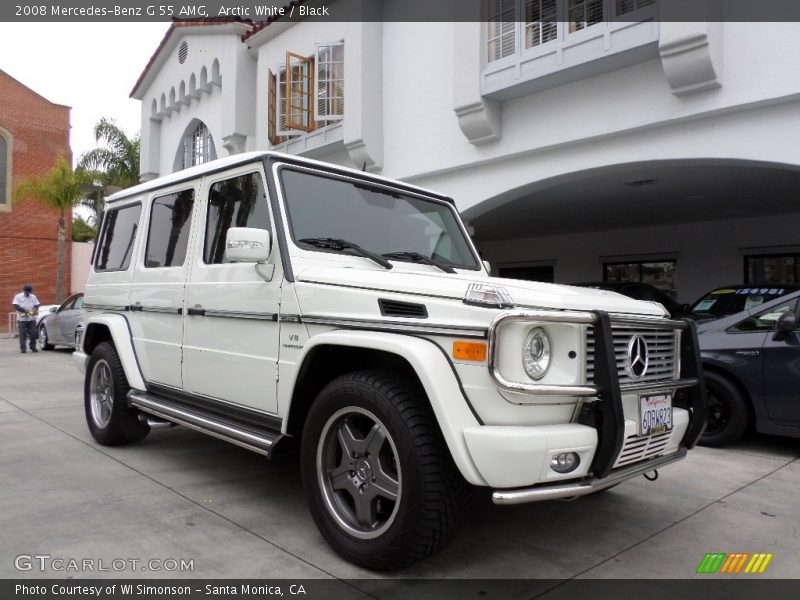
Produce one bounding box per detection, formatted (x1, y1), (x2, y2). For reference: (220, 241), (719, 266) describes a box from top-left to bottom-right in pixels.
(761, 298), (800, 427)
(182, 166), (282, 414)
(54, 293), (81, 344)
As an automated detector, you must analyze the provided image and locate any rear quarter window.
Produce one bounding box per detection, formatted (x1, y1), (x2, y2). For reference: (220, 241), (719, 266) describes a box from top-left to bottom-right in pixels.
(94, 203), (142, 272)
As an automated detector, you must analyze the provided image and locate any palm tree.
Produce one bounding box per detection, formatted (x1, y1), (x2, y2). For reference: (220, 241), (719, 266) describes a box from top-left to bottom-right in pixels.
(15, 155), (85, 303)
(78, 118), (140, 221)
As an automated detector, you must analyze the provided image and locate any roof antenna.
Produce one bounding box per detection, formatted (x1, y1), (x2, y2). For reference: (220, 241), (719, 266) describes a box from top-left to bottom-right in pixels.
(362, 161), (367, 171)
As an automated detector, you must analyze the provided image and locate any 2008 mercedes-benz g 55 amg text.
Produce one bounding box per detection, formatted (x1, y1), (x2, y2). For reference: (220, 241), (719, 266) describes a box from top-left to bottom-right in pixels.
(75, 152), (706, 569)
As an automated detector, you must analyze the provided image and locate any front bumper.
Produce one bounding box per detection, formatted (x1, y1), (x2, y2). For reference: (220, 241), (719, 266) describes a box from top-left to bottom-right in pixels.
(466, 310), (706, 499)
(493, 448), (687, 504)
(464, 406), (689, 489)
(72, 349), (88, 373)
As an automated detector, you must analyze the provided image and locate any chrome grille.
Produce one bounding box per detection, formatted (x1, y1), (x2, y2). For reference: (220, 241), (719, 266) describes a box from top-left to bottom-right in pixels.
(586, 326), (679, 385)
(613, 430), (672, 468)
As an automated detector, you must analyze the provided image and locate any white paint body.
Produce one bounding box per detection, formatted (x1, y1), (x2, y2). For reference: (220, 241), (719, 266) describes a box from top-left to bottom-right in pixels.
(74, 152), (696, 490)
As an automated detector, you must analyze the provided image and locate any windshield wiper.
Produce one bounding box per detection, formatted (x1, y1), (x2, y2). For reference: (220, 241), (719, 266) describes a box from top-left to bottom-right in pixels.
(382, 251), (457, 274)
(299, 238), (393, 270)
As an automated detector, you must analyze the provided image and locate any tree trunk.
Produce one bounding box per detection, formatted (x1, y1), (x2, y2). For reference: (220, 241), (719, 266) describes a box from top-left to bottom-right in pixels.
(56, 214), (65, 303)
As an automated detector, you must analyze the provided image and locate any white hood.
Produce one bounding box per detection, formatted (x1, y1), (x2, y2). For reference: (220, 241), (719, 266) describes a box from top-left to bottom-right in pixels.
(295, 266), (667, 317)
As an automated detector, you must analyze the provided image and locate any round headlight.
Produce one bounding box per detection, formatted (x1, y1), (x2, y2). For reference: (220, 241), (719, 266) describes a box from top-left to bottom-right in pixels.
(523, 327), (551, 380)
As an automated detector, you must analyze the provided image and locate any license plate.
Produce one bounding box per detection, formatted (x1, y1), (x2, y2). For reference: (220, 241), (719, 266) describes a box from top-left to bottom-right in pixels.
(639, 393), (673, 436)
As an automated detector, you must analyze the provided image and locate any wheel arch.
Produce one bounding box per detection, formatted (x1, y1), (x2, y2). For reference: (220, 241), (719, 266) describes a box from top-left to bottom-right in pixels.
(82, 314), (147, 391)
(282, 330), (485, 486)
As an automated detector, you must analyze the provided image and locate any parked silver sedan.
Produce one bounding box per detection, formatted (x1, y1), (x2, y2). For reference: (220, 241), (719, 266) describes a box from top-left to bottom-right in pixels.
(38, 293), (84, 350)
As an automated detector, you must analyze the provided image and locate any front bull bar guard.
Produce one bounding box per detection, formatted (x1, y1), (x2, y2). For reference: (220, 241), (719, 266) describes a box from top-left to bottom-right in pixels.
(486, 309), (707, 479)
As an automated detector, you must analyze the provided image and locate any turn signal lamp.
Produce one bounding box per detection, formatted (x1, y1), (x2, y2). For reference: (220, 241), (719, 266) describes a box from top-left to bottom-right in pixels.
(463, 283), (513, 308)
(452, 341), (487, 361)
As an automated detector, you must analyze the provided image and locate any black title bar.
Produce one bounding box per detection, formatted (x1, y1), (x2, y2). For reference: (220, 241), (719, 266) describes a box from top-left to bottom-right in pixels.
(5, 0), (800, 22)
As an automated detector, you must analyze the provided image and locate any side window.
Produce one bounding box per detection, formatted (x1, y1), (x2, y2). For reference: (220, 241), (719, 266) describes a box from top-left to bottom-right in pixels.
(145, 189), (195, 268)
(95, 204), (142, 271)
(734, 299), (798, 332)
(58, 295), (77, 312)
(73, 296), (85, 310)
(204, 172), (271, 265)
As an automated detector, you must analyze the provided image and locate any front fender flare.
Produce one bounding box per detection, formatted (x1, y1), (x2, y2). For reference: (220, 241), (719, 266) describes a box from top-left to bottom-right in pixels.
(285, 330), (486, 486)
(83, 313), (146, 391)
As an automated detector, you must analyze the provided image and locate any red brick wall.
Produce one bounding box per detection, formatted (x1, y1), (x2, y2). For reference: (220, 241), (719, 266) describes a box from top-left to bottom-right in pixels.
(0, 70), (71, 329)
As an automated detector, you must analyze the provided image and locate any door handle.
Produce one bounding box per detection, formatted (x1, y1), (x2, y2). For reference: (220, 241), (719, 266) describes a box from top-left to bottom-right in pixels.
(187, 307), (206, 316)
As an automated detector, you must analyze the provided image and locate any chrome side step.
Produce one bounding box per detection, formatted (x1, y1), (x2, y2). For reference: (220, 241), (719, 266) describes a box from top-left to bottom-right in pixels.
(128, 391), (283, 458)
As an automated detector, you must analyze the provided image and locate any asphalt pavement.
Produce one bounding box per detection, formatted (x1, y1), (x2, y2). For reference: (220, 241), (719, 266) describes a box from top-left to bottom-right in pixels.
(1, 336), (798, 582)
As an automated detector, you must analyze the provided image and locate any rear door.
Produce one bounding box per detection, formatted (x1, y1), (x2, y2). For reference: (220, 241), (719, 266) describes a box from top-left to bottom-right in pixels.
(128, 185), (197, 389)
(182, 165), (282, 414)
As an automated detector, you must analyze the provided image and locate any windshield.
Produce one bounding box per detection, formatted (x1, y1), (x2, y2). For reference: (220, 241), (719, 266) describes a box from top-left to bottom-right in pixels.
(280, 168), (480, 270)
(690, 287), (793, 318)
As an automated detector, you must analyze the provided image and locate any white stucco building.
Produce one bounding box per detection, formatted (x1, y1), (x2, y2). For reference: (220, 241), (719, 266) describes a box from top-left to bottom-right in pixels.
(131, 1), (800, 303)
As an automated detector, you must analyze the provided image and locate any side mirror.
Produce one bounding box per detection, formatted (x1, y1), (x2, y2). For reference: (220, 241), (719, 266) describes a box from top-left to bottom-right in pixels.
(482, 260), (492, 275)
(49, 306), (58, 314)
(773, 312), (798, 340)
(225, 228), (271, 264)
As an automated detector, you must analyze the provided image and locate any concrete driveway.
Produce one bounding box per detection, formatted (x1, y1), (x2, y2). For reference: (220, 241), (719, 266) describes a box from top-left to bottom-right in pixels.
(1, 337), (798, 582)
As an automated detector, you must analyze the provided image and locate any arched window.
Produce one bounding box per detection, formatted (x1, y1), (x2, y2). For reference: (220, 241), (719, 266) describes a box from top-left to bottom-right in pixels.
(0, 127), (11, 211)
(182, 121), (216, 169)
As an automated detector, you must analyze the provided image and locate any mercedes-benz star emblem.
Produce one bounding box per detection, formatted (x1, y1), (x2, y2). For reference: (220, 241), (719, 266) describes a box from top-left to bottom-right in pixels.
(626, 335), (649, 379)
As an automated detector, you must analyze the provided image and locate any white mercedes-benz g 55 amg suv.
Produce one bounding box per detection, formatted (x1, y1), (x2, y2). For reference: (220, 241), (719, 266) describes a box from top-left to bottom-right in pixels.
(75, 152), (705, 569)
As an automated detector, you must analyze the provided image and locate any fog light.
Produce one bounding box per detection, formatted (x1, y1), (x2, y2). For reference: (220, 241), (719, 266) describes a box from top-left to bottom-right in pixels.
(550, 452), (580, 474)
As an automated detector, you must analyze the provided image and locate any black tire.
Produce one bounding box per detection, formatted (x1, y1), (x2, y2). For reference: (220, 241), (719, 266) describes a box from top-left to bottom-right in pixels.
(38, 325), (54, 351)
(699, 371), (749, 448)
(301, 370), (472, 570)
(84, 342), (150, 446)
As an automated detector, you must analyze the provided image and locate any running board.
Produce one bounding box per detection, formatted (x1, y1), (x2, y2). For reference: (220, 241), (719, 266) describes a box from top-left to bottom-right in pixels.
(128, 391), (283, 458)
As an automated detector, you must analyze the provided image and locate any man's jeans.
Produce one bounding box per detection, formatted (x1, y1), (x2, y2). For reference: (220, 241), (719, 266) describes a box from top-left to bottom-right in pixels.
(18, 320), (37, 352)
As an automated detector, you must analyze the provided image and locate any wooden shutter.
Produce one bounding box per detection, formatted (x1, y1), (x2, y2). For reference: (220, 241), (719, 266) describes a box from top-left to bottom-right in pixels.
(275, 64), (296, 137)
(267, 69), (283, 145)
(285, 51), (315, 132)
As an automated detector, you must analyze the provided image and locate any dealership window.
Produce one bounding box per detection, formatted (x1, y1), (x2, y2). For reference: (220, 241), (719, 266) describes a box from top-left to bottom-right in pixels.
(145, 189), (195, 268)
(498, 264), (555, 282)
(182, 122), (216, 169)
(268, 42), (344, 145)
(95, 204), (142, 272)
(204, 173), (271, 265)
(745, 254), (800, 285)
(487, 0), (655, 62)
(0, 128), (10, 211)
(604, 260), (676, 294)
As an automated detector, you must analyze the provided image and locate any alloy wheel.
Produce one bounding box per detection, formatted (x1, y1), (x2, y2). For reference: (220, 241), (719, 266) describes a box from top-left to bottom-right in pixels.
(89, 359), (114, 428)
(316, 407), (402, 539)
(705, 390), (730, 435)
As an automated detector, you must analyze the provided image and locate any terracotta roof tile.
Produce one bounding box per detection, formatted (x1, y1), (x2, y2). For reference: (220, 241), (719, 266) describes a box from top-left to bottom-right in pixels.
(130, 18), (262, 98)
(241, 0), (308, 41)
